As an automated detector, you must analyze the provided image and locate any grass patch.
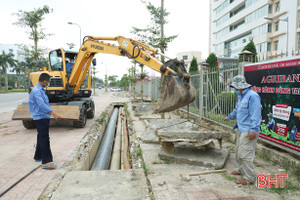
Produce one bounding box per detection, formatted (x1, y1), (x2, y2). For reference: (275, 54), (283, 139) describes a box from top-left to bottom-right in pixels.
(206, 112), (236, 127)
(258, 153), (271, 162)
(123, 103), (130, 117)
(254, 163), (265, 167)
(221, 173), (238, 182)
(0, 89), (26, 93)
(163, 159), (171, 164)
(152, 161), (160, 165)
(96, 112), (107, 124)
(142, 163), (149, 174)
(264, 180), (300, 195)
(136, 148), (142, 156)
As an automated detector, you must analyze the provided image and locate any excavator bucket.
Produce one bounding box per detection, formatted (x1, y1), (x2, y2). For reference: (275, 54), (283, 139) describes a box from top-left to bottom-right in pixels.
(153, 59), (196, 113)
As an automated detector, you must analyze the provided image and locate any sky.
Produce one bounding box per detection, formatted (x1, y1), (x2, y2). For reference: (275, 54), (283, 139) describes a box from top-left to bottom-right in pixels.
(0, 0), (210, 80)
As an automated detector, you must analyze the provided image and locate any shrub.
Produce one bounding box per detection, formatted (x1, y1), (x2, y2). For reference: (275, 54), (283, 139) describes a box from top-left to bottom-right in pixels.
(216, 92), (237, 116)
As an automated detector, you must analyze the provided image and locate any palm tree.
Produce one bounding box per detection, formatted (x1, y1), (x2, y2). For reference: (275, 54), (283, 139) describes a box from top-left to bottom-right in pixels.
(0, 50), (17, 91)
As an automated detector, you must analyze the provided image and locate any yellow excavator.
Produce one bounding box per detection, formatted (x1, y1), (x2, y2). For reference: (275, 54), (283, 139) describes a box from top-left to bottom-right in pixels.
(12, 36), (196, 128)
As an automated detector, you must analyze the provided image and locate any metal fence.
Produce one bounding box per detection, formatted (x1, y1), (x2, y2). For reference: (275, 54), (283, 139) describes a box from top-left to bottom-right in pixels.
(134, 78), (160, 101)
(134, 65), (240, 128)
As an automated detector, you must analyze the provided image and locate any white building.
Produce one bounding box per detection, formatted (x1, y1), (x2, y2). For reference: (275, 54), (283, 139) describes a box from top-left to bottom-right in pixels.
(176, 51), (202, 72)
(210, 0), (300, 60)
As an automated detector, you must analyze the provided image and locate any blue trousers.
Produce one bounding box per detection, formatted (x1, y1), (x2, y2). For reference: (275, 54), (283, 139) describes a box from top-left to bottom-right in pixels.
(33, 119), (53, 164)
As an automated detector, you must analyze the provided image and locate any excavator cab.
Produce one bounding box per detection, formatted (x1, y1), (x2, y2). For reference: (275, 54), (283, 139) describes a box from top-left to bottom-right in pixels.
(153, 59), (196, 113)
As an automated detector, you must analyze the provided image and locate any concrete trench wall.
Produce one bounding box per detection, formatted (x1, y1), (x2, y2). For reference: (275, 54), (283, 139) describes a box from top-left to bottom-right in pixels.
(38, 103), (121, 200)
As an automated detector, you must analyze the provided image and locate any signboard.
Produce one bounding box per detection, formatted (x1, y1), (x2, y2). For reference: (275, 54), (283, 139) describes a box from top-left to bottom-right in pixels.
(245, 57), (300, 156)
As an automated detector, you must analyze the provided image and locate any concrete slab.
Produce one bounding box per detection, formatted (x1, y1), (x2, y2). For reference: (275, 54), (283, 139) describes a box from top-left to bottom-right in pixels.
(132, 120), (146, 139)
(156, 121), (231, 142)
(133, 102), (155, 116)
(158, 147), (230, 169)
(142, 119), (187, 144)
(51, 170), (151, 200)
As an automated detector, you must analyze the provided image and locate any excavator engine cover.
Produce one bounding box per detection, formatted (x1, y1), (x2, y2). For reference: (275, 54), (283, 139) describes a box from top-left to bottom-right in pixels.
(153, 59), (196, 113)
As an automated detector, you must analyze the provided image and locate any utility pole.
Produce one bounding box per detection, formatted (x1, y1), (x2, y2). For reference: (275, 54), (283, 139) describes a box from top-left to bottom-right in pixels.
(160, 0), (165, 119)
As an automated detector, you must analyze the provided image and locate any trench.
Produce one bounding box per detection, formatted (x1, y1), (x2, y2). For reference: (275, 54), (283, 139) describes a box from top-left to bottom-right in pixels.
(90, 105), (131, 171)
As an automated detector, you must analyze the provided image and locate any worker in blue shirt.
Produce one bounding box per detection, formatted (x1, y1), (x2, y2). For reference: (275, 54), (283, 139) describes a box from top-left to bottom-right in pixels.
(29, 73), (61, 169)
(223, 75), (261, 185)
(66, 58), (74, 77)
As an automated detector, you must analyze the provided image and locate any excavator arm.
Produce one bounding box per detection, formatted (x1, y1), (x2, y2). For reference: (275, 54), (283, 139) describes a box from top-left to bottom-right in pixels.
(69, 36), (195, 113)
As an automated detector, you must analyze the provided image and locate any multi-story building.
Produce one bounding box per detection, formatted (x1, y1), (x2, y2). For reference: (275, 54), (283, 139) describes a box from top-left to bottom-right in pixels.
(210, 0), (300, 60)
(176, 51), (202, 72)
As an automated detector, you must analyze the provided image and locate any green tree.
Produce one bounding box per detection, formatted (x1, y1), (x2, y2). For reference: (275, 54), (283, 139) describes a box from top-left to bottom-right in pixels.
(189, 57), (199, 74)
(206, 53), (218, 70)
(108, 75), (118, 87)
(205, 53), (221, 112)
(239, 39), (258, 62)
(17, 57), (37, 91)
(119, 74), (129, 91)
(131, 0), (177, 63)
(0, 51), (17, 91)
(13, 5), (53, 61)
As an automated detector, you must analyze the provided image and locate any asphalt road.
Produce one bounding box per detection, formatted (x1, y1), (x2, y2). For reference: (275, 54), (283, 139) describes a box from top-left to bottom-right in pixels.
(0, 89), (109, 114)
(0, 92), (29, 114)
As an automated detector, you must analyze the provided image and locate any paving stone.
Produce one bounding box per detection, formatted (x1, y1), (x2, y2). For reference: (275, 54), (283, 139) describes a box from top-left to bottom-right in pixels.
(51, 170), (151, 200)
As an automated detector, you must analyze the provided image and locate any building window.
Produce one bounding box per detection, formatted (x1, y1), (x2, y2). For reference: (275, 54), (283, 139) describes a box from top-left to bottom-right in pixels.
(182, 55), (188, 60)
(230, 4), (245, 17)
(246, 0), (258, 7)
(216, 0), (230, 14)
(267, 23), (272, 32)
(216, 13), (230, 26)
(275, 22), (279, 31)
(230, 20), (245, 32)
(274, 41), (278, 51)
(267, 42), (271, 51)
(268, 4), (273, 14)
(275, 3), (280, 12)
(245, 5), (268, 24)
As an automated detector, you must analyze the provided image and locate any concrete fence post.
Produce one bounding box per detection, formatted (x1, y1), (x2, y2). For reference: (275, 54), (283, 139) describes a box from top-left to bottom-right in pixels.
(199, 70), (204, 122)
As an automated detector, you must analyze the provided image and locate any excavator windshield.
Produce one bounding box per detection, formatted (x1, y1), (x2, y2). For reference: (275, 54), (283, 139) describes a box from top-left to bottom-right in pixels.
(49, 49), (64, 71)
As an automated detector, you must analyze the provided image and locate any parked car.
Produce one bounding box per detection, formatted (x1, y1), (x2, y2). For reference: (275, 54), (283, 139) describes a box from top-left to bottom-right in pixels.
(110, 87), (122, 92)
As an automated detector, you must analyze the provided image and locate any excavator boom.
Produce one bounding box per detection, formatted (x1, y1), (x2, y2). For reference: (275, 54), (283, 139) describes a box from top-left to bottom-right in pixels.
(68, 36), (195, 113)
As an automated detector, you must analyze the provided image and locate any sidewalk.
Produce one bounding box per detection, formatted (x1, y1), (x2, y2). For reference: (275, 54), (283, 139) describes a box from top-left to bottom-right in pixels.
(0, 92), (125, 199)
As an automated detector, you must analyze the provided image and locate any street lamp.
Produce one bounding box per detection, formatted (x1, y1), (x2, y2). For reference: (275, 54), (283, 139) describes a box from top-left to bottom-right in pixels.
(67, 22), (82, 47)
(264, 16), (289, 54)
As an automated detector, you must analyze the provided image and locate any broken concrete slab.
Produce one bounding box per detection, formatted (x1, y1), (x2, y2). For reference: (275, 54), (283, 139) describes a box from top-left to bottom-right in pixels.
(156, 121), (231, 142)
(133, 102), (155, 116)
(158, 147), (230, 169)
(142, 119), (187, 144)
(51, 170), (151, 200)
(156, 121), (231, 153)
